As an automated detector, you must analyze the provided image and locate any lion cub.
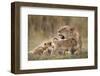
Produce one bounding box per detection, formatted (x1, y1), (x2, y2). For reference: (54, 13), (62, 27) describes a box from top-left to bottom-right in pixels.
(53, 37), (77, 55)
(32, 41), (54, 56)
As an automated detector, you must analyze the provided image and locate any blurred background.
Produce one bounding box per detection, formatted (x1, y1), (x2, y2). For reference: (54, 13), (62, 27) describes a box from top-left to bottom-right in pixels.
(28, 15), (88, 53)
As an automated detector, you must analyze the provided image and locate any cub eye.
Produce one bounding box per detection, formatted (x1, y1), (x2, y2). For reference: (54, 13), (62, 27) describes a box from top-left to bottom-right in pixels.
(44, 43), (46, 45)
(61, 35), (65, 39)
(48, 42), (51, 46)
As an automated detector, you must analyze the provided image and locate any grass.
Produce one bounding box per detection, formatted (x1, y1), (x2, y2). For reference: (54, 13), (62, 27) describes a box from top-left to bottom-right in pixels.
(28, 50), (88, 61)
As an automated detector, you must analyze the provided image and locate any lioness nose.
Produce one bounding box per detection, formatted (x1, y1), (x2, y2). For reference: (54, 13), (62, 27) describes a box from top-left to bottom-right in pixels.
(58, 34), (65, 39)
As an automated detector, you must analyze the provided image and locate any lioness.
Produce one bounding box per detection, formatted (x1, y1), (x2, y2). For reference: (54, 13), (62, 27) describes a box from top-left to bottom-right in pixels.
(56, 25), (82, 55)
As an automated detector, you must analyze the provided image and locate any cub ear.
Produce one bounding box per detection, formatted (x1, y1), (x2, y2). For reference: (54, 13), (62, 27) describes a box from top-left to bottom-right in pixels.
(70, 27), (75, 31)
(53, 38), (58, 41)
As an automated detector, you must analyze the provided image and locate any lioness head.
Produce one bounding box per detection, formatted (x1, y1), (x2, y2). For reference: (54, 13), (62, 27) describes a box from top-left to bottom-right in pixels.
(57, 25), (75, 40)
